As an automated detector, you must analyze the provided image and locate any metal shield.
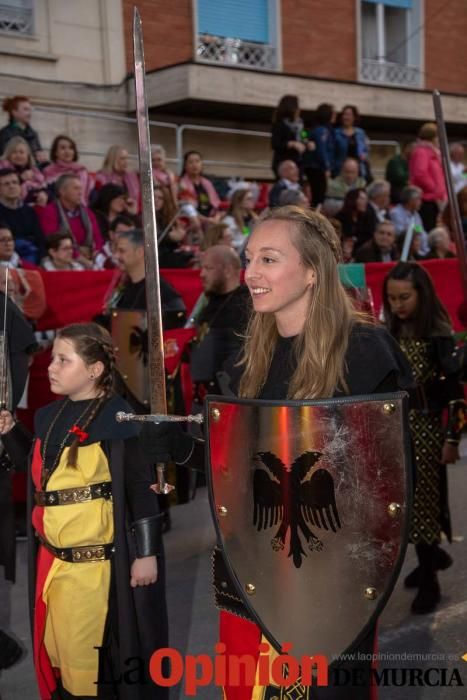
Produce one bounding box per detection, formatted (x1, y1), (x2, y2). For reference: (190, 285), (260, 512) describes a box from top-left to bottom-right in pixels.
(111, 309), (150, 407)
(206, 393), (411, 661)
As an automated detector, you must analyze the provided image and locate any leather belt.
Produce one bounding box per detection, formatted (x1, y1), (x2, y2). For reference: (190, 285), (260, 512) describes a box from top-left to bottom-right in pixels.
(36, 534), (114, 563)
(34, 481), (112, 507)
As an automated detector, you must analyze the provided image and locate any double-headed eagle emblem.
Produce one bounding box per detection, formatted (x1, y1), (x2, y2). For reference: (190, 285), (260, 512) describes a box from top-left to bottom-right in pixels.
(253, 451), (341, 568)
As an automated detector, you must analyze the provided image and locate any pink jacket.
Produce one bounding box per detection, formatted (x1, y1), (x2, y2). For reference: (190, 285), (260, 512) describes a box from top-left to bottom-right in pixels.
(35, 201), (103, 252)
(178, 174), (220, 211)
(409, 142), (447, 202)
(43, 161), (93, 204)
(94, 170), (140, 209)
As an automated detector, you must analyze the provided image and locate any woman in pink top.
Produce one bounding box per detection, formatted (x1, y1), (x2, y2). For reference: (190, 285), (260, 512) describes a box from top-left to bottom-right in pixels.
(178, 150), (220, 228)
(95, 144), (140, 212)
(43, 135), (93, 204)
(0, 136), (47, 205)
(409, 122), (447, 232)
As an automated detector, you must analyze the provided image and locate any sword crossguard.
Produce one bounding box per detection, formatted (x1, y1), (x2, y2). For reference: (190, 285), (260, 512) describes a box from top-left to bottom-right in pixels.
(115, 411), (204, 424)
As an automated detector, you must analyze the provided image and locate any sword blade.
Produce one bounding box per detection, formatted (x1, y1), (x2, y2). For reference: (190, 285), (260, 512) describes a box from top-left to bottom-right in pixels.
(432, 90), (467, 301)
(0, 268), (9, 408)
(133, 7), (167, 414)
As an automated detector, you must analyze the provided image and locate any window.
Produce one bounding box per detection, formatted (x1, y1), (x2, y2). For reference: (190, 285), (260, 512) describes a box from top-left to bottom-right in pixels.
(360, 0), (422, 88)
(0, 0), (34, 35)
(195, 0), (279, 71)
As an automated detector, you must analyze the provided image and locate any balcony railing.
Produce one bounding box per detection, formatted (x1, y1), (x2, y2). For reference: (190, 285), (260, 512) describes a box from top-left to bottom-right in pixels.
(0, 3), (33, 34)
(196, 34), (277, 71)
(360, 58), (421, 88)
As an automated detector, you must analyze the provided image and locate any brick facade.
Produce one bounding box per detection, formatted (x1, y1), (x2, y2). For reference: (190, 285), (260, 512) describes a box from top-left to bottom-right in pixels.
(281, 0), (357, 81)
(122, 0), (193, 73)
(424, 0), (467, 94)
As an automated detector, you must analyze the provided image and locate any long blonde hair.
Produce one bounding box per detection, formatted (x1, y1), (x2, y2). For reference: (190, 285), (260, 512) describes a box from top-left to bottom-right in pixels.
(2, 136), (35, 167)
(238, 206), (363, 399)
(101, 144), (126, 173)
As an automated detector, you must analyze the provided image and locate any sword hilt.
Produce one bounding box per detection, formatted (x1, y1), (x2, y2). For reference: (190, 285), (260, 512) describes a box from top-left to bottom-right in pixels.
(115, 411), (204, 424)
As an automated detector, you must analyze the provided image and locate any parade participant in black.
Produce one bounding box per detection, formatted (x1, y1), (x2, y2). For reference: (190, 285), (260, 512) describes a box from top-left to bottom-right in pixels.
(191, 245), (250, 407)
(383, 262), (464, 614)
(0, 279), (37, 670)
(0, 322), (168, 699)
(112, 228), (185, 328)
(140, 207), (413, 700)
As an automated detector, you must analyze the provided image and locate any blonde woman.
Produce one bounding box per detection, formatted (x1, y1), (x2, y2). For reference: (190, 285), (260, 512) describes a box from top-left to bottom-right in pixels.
(95, 144), (140, 211)
(223, 187), (258, 251)
(140, 206), (413, 700)
(0, 136), (47, 204)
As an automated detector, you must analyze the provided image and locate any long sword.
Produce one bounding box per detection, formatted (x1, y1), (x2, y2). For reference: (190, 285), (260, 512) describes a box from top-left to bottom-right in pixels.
(433, 90), (467, 321)
(133, 8), (173, 493)
(0, 268), (9, 409)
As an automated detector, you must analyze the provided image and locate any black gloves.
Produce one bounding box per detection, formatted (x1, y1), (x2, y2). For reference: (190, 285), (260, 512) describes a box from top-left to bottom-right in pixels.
(139, 421), (195, 464)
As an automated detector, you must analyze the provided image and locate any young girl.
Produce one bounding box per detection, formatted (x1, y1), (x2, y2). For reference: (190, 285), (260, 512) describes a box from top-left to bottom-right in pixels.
(0, 322), (168, 699)
(141, 206), (413, 700)
(383, 262), (464, 614)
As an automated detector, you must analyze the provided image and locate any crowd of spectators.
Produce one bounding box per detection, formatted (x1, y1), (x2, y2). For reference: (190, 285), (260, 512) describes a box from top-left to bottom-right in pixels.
(0, 93), (465, 278)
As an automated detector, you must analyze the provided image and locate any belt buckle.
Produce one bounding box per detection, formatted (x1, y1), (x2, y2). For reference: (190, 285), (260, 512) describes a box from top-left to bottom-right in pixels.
(58, 487), (92, 505)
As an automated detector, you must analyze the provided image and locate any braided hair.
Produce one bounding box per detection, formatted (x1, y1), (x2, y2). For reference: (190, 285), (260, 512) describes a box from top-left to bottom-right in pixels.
(55, 322), (116, 467)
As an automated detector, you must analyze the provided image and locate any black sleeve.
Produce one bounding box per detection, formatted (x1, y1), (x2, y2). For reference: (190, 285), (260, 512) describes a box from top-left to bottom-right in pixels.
(123, 435), (161, 522)
(271, 121), (293, 154)
(30, 210), (47, 257)
(2, 421), (34, 470)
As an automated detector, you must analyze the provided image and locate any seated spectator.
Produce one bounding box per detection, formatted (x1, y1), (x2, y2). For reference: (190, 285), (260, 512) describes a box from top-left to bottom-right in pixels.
(95, 144), (140, 210)
(366, 179), (391, 236)
(222, 187), (258, 251)
(426, 227), (456, 260)
(91, 183), (138, 238)
(409, 122), (446, 232)
(155, 184), (193, 268)
(324, 157), (366, 215)
(303, 102), (335, 206)
(334, 105), (371, 180)
(35, 173), (103, 267)
(385, 142), (415, 204)
(151, 145), (178, 207)
(0, 96), (47, 164)
(271, 94), (306, 177)
(43, 135), (93, 204)
(390, 185), (429, 255)
(202, 222), (233, 251)
(41, 232), (85, 270)
(94, 214), (134, 270)
(0, 136), (47, 205)
(442, 185), (467, 237)
(268, 160), (303, 207)
(278, 189), (309, 207)
(178, 150), (220, 227)
(0, 223), (37, 269)
(354, 220), (398, 263)
(0, 168), (45, 263)
(336, 188), (374, 254)
(449, 143), (466, 194)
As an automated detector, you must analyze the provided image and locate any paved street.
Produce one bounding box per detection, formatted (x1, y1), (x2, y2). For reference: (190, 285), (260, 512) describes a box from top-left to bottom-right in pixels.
(1, 444), (466, 700)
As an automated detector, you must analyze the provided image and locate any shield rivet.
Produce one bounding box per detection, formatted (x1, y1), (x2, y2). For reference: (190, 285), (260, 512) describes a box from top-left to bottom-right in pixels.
(245, 583), (256, 595)
(387, 502), (401, 518)
(211, 407), (221, 422)
(112, 312), (118, 318)
(113, 346), (119, 352)
(364, 587), (377, 600)
(383, 402), (396, 415)
(217, 505), (228, 517)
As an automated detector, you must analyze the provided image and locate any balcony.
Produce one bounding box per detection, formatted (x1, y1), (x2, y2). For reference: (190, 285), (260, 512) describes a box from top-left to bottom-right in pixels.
(360, 58), (422, 89)
(0, 2), (33, 34)
(196, 33), (277, 72)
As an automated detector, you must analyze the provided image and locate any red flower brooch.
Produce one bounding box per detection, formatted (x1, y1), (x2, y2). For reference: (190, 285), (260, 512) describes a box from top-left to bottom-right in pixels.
(69, 425), (89, 443)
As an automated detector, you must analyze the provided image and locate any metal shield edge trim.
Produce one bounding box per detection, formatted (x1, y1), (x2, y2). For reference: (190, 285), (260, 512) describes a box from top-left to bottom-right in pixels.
(205, 392), (413, 663)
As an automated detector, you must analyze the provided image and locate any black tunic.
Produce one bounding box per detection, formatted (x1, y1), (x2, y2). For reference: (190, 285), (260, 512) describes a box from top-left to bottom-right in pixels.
(4, 395), (168, 699)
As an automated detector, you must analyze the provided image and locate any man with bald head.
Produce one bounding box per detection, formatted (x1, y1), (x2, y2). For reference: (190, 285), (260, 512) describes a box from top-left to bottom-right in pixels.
(191, 245), (251, 400)
(268, 159), (305, 207)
